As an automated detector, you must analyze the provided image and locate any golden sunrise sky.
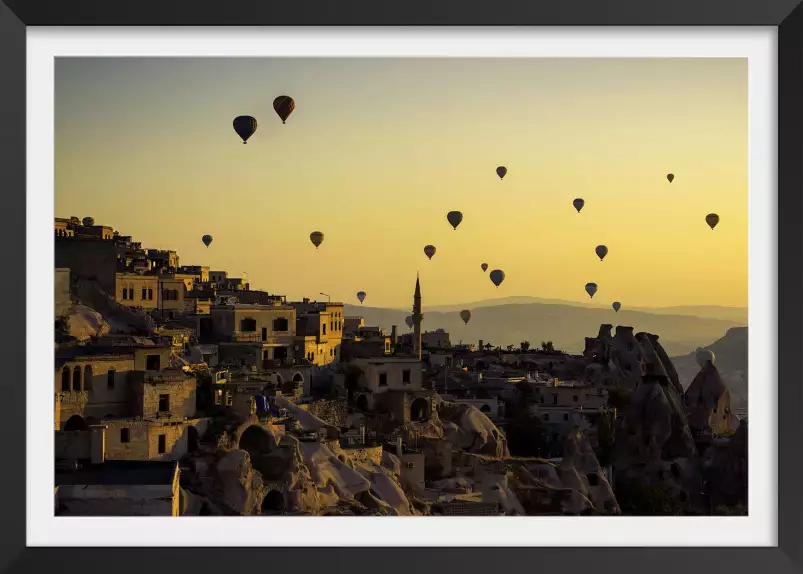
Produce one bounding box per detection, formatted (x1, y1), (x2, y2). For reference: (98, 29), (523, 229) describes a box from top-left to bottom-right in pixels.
(55, 57), (747, 309)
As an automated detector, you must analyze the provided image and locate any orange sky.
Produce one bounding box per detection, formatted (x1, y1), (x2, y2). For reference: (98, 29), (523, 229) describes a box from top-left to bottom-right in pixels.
(55, 57), (747, 308)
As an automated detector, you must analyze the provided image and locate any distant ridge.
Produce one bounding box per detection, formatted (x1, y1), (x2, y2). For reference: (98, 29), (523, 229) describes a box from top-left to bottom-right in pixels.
(344, 300), (743, 356)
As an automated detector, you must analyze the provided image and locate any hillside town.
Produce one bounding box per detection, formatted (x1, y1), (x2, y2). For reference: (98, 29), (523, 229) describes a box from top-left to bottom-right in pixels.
(53, 216), (747, 517)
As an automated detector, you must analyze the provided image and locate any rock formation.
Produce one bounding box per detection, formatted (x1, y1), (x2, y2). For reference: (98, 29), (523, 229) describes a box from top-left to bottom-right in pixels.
(684, 361), (739, 447)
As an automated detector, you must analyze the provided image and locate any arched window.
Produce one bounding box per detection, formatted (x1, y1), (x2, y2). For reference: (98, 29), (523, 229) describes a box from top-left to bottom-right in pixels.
(83, 365), (93, 391)
(61, 367), (70, 392)
(72, 366), (81, 391)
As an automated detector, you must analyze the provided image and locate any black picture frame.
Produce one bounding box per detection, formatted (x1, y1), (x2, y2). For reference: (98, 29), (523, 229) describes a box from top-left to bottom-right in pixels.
(0, 1), (800, 573)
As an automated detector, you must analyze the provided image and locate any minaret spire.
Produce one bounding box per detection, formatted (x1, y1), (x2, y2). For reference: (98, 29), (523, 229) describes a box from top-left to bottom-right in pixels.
(413, 272), (423, 361)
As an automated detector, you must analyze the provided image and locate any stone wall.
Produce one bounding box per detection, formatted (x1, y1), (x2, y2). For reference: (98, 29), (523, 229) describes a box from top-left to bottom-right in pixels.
(55, 268), (71, 318)
(305, 399), (349, 427)
(138, 376), (197, 419)
(56, 484), (177, 516)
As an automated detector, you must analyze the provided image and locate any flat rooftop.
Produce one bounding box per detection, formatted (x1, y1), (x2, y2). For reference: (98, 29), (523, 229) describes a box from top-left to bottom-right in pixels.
(55, 460), (178, 486)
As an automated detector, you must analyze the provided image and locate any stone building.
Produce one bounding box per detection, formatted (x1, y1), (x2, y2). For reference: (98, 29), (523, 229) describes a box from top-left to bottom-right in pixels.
(292, 298), (345, 366)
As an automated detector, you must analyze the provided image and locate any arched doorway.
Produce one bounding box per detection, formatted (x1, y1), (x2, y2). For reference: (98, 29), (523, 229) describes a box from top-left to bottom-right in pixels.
(238, 425), (273, 458)
(293, 372), (304, 383)
(64, 415), (88, 431)
(261, 490), (285, 515)
(480, 404), (491, 414)
(187, 426), (199, 453)
(410, 397), (430, 422)
(356, 394), (369, 412)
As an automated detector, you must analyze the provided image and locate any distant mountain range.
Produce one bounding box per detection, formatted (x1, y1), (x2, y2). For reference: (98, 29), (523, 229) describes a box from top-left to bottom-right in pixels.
(343, 299), (746, 357)
(421, 296), (748, 324)
(670, 327), (748, 408)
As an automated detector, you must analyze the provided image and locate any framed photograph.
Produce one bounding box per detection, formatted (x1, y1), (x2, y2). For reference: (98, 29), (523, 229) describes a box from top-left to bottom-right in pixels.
(1, 0), (801, 573)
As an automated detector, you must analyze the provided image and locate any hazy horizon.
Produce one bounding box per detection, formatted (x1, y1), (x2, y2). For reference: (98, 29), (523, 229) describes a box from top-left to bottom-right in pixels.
(56, 57), (748, 308)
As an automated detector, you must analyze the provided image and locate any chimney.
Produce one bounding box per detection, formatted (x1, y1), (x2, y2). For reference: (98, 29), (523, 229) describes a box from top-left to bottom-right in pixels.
(90, 425), (107, 465)
(391, 325), (397, 346)
(303, 297), (310, 304)
(479, 339), (483, 351)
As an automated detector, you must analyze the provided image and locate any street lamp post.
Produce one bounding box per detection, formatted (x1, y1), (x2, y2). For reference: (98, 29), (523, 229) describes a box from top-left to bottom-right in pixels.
(319, 292), (331, 303)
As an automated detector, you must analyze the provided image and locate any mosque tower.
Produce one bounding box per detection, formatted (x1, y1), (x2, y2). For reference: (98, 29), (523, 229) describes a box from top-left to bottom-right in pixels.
(412, 272), (423, 361)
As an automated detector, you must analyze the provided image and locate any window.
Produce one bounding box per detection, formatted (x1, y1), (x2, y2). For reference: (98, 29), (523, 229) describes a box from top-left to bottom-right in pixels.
(120, 428), (130, 443)
(142, 287), (147, 300)
(378, 373), (388, 386)
(573, 395), (579, 403)
(121, 288), (127, 300)
(72, 366), (81, 391)
(83, 366), (93, 391)
(146, 354), (161, 371)
(329, 348), (333, 357)
(107, 369), (115, 389)
(402, 369), (411, 384)
(61, 367), (70, 392)
(552, 395), (558, 405)
(273, 317), (289, 332)
(261, 327), (267, 342)
(563, 413), (569, 421)
(158, 394), (170, 413)
(158, 434), (166, 454)
(322, 323), (327, 335)
(240, 318), (257, 332)
(148, 288), (153, 300)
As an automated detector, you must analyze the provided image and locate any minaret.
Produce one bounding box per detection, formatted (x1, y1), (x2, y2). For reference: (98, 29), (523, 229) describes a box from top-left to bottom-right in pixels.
(413, 272), (423, 361)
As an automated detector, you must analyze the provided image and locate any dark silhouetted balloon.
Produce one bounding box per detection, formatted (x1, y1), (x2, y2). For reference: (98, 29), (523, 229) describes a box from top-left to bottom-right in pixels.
(705, 213), (720, 230)
(585, 282), (598, 298)
(82, 217), (95, 227)
(447, 211), (463, 230)
(573, 198), (585, 213)
(612, 301), (621, 313)
(424, 245), (436, 260)
(405, 315), (415, 329)
(460, 310), (471, 325)
(595, 245), (608, 261)
(481, 263), (488, 272)
(310, 231), (324, 249)
(233, 116), (258, 144)
(667, 173), (675, 183)
(357, 291), (366, 304)
(490, 269), (505, 288)
(496, 166), (507, 180)
(273, 96), (295, 124)
(202, 235), (213, 248)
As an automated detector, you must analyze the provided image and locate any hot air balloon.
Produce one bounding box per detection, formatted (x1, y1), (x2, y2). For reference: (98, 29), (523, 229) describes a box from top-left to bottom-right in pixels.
(447, 211), (463, 230)
(496, 166), (507, 180)
(595, 245), (608, 261)
(273, 96), (295, 124)
(82, 216), (95, 227)
(460, 310), (471, 325)
(233, 115), (258, 143)
(405, 315), (415, 329)
(667, 173), (675, 183)
(481, 263), (488, 272)
(489, 269), (505, 288)
(612, 301), (621, 313)
(573, 198), (585, 213)
(356, 291), (366, 304)
(310, 231), (324, 249)
(695, 348), (715, 368)
(424, 245), (436, 260)
(705, 213), (720, 230)
(202, 234), (213, 248)
(585, 282), (598, 298)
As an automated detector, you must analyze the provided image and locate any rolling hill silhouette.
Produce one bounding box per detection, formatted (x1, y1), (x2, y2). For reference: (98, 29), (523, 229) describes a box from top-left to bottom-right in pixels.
(343, 301), (743, 356)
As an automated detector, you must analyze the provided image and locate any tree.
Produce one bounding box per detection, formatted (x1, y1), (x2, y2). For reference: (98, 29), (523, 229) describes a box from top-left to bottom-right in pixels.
(506, 344), (514, 352)
(540, 341), (555, 353)
(483, 343), (493, 351)
(520, 340), (531, 352)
